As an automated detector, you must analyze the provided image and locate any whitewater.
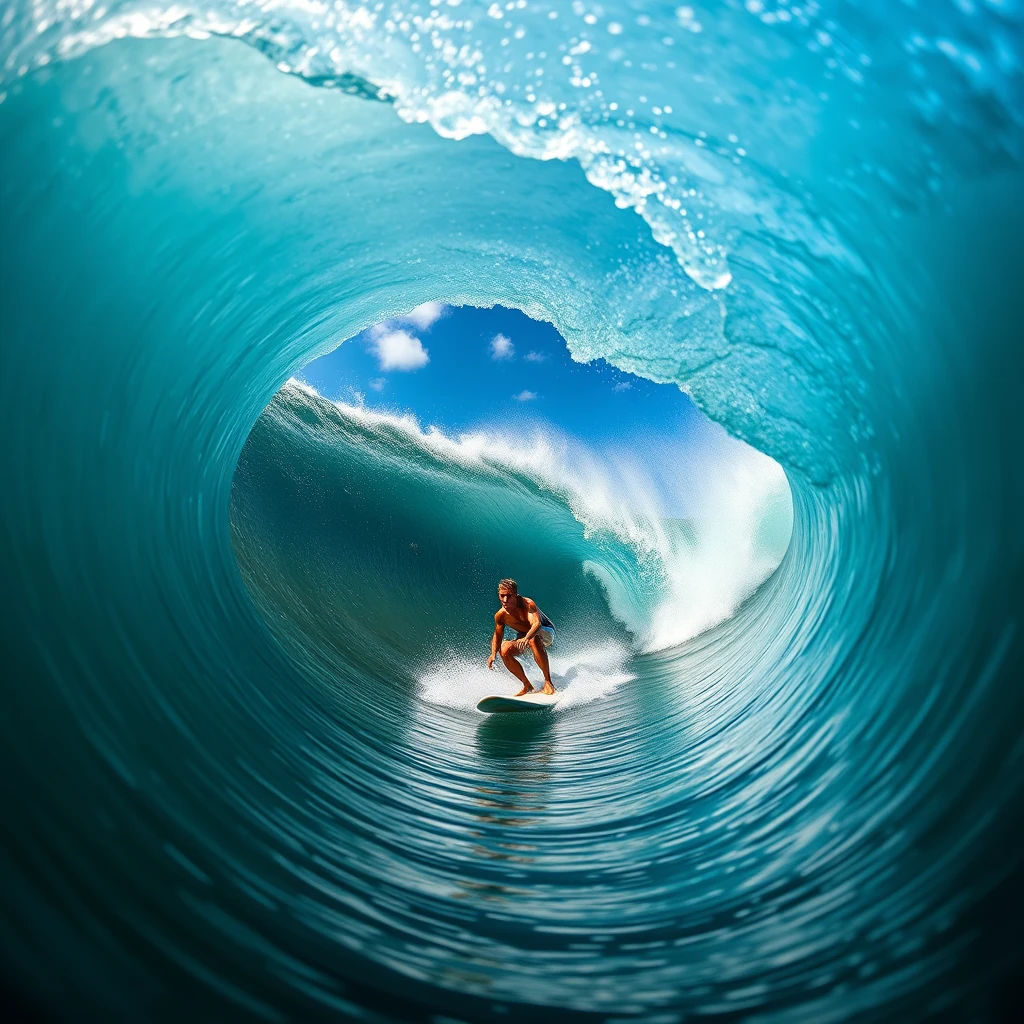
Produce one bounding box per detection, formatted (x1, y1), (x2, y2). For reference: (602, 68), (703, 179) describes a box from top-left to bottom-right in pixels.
(1, 1), (1022, 1021)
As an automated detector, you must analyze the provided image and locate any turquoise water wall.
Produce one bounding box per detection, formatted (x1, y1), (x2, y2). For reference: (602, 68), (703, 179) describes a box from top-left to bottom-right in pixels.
(1, 2), (1022, 1020)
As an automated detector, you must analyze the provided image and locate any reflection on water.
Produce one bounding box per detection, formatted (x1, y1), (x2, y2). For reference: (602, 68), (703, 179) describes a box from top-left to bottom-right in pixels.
(442, 716), (557, 912)
(475, 712), (556, 766)
(470, 715), (554, 860)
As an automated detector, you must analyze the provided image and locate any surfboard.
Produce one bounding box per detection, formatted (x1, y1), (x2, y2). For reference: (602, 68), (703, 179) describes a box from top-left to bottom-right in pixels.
(477, 691), (560, 713)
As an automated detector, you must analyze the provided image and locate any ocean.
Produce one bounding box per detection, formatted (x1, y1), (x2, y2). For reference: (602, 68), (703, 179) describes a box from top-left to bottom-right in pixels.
(1, 2), (1022, 1020)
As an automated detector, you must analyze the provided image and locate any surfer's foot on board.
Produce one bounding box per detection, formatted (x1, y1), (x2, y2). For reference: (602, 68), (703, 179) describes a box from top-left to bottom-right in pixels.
(514, 683), (537, 696)
(541, 681), (555, 695)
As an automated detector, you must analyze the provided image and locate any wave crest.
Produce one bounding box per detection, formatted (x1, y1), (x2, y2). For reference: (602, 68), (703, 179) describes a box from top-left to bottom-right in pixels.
(263, 379), (792, 657)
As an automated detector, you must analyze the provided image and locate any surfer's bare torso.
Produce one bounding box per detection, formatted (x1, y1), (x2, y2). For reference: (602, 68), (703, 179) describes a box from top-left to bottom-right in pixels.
(496, 599), (541, 636)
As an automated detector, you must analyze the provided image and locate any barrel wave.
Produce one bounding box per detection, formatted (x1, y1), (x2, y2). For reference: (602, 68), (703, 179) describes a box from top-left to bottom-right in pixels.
(1, 2), (1022, 1022)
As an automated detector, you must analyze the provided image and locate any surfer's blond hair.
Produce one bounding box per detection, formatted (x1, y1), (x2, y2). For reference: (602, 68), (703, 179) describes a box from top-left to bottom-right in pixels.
(497, 578), (518, 594)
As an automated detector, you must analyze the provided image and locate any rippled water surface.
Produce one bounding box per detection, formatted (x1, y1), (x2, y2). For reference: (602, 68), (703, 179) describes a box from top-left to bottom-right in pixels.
(1, 1), (1023, 1021)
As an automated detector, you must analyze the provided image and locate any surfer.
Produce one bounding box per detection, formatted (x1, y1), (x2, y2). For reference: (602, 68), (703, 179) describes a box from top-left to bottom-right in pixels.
(487, 578), (556, 696)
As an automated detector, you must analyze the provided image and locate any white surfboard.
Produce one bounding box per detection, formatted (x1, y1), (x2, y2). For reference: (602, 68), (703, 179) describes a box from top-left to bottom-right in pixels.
(477, 691), (560, 713)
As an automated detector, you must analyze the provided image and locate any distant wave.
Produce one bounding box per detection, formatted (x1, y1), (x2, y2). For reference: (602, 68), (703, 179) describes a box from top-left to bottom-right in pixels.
(269, 380), (792, 654)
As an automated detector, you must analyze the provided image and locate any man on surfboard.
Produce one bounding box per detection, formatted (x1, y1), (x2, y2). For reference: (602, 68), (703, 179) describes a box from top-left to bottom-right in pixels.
(487, 578), (556, 696)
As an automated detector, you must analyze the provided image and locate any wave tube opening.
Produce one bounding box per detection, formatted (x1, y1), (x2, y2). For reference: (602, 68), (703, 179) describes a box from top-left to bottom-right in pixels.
(1, 4), (1022, 1022)
(230, 303), (794, 718)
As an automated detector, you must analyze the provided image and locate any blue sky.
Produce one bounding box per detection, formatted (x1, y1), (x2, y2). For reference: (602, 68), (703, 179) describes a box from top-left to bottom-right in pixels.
(296, 303), (702, 444)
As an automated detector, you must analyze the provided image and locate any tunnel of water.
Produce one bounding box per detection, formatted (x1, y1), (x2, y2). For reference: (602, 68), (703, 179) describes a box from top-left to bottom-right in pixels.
(1, 2), (1022, 1020)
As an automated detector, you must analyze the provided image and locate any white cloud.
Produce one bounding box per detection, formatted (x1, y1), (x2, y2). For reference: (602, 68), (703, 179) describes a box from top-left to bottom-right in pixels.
(613, 381), (632, 391)
(524, 350), (548, 362)
(401, 301), (447, 330)
(373, 329), (430, 371)
(514, 389), (538, 402)
(369, 377), (386, 392)
(490, 333), (514, 360)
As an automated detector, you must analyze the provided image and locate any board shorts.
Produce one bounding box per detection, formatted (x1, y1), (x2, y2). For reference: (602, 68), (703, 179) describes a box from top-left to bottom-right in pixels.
(515, 625), (555, 648)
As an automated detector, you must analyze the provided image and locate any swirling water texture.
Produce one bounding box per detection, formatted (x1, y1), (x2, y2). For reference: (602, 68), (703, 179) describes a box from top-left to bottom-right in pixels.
(0, 2), (1022, 1021)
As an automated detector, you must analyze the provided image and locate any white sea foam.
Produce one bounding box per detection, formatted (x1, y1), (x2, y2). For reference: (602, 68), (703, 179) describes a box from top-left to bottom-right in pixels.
(588, 436), (794, 651)
(418, 642), (634, 713)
